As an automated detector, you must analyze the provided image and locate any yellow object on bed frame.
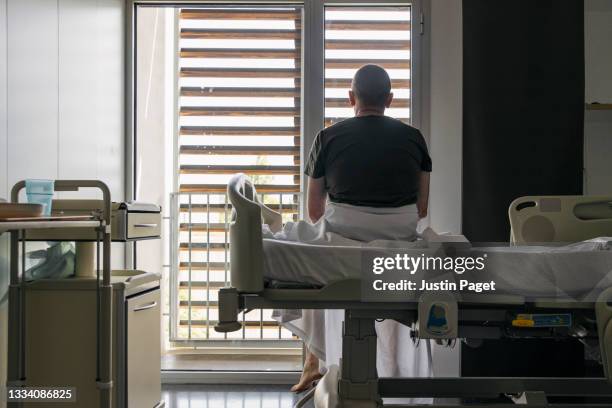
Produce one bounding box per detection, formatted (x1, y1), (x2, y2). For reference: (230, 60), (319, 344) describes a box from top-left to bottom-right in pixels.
(509, 195), (612, 244)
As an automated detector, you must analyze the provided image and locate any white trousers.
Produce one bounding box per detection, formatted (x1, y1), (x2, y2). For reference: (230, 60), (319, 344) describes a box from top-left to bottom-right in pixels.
(267, 202), (432, 403)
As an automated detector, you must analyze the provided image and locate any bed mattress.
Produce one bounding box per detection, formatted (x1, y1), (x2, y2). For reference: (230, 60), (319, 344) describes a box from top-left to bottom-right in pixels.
(262, 238), (612, 300)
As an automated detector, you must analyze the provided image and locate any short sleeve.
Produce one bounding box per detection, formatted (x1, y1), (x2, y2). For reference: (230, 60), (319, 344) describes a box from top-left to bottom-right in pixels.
(304, 131), (326, 178)
(416, 130), (432, 172)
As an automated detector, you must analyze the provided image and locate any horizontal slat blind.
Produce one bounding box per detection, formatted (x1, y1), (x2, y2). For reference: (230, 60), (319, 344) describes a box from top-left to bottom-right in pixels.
(175, 6), (302, 342)
(324, 6), (412, 126)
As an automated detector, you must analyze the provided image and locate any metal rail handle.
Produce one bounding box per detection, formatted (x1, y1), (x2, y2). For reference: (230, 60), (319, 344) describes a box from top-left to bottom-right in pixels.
(133, 223), (158, 228)
(134, 301), (158, 312)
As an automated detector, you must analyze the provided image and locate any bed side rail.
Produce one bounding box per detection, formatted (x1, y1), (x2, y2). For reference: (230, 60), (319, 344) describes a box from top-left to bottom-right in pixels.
(216, 174), (284, 333)
(227, 173), (267, 293)
(509, 195), (612, 244)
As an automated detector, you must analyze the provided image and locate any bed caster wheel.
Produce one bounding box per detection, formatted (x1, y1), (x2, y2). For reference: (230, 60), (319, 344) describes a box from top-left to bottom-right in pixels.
(214, 321), (242, 333)
(314, 366), (381, 408)
(215, 287), (242, 333)
(463, 338), (483, 348)
(314, 365), (340, 408)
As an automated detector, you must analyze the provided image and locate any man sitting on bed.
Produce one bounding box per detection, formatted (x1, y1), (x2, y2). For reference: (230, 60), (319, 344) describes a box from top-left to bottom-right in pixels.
(290, 64), (432, 392)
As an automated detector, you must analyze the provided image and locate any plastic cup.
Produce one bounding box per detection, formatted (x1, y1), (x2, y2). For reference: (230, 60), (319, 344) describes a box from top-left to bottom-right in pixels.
(25, 179), (54, 217)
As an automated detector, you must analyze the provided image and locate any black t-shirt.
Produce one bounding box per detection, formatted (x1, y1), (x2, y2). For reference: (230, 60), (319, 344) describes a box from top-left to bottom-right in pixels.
(304, 115), (432, 207)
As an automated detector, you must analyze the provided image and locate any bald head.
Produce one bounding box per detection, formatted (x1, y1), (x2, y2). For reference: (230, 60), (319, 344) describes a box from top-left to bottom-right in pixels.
(351, 64), (392, 109)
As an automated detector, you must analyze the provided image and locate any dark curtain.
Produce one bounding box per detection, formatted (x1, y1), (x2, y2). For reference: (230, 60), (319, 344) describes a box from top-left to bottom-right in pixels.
(461, 0), (587, 381)
(462, 0), (585, 242)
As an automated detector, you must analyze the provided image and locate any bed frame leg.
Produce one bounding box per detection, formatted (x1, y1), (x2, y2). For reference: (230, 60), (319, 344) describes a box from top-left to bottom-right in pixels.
(596, 287), (612, 384)
(214, 287), (242, 333)
(338, 310), (381, 407)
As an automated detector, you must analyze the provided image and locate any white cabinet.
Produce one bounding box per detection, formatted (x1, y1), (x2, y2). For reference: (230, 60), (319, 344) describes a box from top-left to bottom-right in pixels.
(126, 290), (162, 408)
(21, 271), (163, 408)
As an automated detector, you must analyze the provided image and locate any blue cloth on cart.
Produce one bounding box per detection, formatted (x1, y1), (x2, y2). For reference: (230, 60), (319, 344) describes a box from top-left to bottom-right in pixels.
(25, 242), (75, 281)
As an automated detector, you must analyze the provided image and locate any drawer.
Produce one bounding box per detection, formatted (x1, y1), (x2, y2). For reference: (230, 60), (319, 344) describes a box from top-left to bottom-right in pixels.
(126, 290), (161, 408)
(124, 212), (161, 240)
(127, 212), (161, 239)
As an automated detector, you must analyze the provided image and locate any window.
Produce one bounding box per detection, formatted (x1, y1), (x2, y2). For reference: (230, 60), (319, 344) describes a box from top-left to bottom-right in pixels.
(133, 0), (421, 358)
(324, 6), (412, 125)
(174, 6), (303, 342)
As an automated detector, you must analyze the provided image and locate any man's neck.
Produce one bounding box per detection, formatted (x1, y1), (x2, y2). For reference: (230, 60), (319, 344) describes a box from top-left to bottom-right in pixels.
(355, 107), (385, 117)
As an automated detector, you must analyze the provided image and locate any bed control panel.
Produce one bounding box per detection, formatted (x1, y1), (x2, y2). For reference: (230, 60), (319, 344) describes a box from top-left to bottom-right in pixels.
(504, 311), (578, 340)
(418, 292), (458, 339)
(511, 313), (572, 328)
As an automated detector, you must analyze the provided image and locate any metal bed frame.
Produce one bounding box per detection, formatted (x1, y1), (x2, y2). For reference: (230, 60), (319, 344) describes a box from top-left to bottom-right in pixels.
(214, 174), (612, 407)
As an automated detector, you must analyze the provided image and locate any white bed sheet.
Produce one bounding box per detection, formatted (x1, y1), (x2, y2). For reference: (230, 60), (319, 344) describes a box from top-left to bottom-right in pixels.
(471, 238), (612, 299)
(263, 238), (427, 286)
(263, 237), (612, 299)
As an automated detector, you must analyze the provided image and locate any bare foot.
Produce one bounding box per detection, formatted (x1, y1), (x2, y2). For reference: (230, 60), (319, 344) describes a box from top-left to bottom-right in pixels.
(291, 354), (323, 393)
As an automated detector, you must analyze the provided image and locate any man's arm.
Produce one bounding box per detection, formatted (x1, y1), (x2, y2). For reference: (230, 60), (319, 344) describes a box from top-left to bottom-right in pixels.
(417, 171), (430, 218)
(307, 176), (327, 223)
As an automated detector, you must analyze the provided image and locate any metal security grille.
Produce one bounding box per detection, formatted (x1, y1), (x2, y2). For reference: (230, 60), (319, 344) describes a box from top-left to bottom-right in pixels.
(324, 6), (412, 126)
(171, 6), (302, 343)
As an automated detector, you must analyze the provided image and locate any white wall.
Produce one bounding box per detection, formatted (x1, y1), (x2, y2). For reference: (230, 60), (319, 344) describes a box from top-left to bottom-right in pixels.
(2, 0), (124, 199)
(135, 7), (175, 353)
(427, 0), (463, 234)
(585, 110), (612, 195)
(585, 0), (612, 104)
(57, 0), (125, 196)
(0, 0), (124, 404)
(7, 0), (60, 194)
(135, 7), (173, 271)
(427, 0), (463, 380)
(584, 0), (612, 195)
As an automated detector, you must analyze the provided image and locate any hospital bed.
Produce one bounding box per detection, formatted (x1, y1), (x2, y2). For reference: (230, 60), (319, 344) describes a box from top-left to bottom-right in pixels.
(215, 174), (612, 407)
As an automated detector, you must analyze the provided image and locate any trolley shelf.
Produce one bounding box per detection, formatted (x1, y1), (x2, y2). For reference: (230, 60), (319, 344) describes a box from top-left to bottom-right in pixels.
(0, 218), (101, 234)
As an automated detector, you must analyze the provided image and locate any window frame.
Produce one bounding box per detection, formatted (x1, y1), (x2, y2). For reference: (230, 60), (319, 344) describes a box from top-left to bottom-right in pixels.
(126, 0), (429, 345)
(127, 0), (428, 208)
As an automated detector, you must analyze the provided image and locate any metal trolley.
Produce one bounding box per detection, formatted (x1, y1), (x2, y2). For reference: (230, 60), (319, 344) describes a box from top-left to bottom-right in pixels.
(4, 180), (162, 408)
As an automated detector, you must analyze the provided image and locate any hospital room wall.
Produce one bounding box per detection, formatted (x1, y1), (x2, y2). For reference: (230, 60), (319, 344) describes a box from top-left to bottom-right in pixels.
(585, 0), (612, 104)
(0, 0), (125, 405)
(427, 0), (463, 235)
(584, 0), (612, 196)
(134, 7), (175, 353)
(0, 0), (124, 200)
(426, 0), (463, 379)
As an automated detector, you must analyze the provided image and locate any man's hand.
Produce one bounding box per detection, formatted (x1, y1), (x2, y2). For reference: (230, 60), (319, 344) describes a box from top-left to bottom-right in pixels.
(416, 171), (430, 219)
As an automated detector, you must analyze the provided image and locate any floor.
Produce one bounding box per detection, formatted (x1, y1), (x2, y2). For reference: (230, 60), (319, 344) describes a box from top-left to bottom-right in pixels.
(162, 353), (302, 371)
(161, 384), (303, 408)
